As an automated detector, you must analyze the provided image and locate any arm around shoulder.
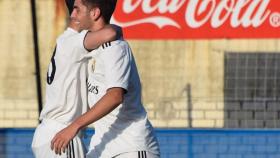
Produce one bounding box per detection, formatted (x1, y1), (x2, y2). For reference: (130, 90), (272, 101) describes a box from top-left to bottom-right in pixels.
(84, 25), (119, 51)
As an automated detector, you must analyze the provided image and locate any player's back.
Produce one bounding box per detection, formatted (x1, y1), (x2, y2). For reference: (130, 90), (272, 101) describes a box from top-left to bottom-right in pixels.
(39, 28), (89, 124)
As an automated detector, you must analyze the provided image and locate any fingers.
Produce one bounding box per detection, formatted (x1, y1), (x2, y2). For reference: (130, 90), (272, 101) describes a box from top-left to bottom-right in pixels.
(62, 144), (66, 154)
(55, 140), (64, 155)
(51, 135), (68, 155)
(58, 141), (68, 155)
(51, 135), (57, 150)
(52, 138), (62, 154)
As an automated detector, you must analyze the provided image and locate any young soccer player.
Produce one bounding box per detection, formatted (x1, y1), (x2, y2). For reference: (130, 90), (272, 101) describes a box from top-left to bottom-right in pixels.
(51, 0), (160, 157)
(31, 0), (121, 157)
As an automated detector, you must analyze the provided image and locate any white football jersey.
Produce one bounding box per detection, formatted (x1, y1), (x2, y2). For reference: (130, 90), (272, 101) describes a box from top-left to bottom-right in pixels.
(86, 40), (160, 157)
(39, 28), (89, 125)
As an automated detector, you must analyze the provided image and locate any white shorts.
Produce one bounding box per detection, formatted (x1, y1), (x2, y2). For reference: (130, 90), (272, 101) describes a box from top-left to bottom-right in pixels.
(31, 119), (86, 158)
(86, 150), (160, 158)
(113, 151), (160, 158)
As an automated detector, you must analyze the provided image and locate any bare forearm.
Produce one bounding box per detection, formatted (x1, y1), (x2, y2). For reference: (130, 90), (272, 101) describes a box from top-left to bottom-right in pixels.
(50, 90), (123, 155)
(72, 88), (124, 131)
(84, 25), (118, 50)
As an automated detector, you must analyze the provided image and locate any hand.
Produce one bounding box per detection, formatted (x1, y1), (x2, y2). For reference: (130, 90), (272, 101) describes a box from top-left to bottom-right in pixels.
(51, 123), (79, 155)
(110, 24), (123, 39)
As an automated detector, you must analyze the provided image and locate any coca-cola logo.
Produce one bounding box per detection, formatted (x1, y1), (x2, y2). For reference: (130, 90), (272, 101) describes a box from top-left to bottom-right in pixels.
(112, 0), (280, 39)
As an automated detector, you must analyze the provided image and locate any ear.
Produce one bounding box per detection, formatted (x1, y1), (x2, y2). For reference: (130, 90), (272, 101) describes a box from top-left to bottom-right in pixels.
(90, 8), (101, 21)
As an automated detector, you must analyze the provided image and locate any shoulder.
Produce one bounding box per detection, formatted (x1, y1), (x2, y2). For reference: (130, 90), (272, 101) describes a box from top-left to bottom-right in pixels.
(99, 40), (129, 52)
(57, 28), (78, 41)
(55, 30), (89, 56)
(57, 30), (89, 52)
(98, 40), (131, 60)
(57, 29), (88, 43)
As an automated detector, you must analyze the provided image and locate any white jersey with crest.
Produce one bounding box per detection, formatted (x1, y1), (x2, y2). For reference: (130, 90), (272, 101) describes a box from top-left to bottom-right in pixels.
(39, 28), (89, 125)
(86, 40), (160, 158)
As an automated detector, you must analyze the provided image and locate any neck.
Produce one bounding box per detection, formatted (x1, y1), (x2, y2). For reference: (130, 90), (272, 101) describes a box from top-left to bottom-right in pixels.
(89, 19), (107, 32)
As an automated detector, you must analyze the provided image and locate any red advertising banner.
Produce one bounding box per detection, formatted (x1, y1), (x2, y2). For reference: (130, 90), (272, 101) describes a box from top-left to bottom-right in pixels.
(112, 0), (280, 39)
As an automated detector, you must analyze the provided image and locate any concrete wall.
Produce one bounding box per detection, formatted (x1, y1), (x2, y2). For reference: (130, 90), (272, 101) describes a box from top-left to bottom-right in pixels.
(0, 0), (280, 128)
(0, 0), (64, 127)
(130, 39), (280, 128)
(0, 0), (38, 127)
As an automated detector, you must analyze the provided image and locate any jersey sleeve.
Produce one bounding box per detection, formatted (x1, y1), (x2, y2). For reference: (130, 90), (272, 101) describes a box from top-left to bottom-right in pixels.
(103, 44), (131, 91)
(52, 30), (89, 63)
(60, 30), (89, 53)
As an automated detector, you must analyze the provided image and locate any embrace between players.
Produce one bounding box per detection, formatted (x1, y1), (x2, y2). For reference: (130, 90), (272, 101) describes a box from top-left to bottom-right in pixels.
(31, 0), (160, 158)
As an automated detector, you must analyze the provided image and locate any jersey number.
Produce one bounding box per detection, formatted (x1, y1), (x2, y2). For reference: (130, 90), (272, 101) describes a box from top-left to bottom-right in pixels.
(47, 46), (57, 85)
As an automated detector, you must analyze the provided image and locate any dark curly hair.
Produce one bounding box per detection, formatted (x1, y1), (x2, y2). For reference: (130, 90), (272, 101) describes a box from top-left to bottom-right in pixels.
(82, 0), (117, 24)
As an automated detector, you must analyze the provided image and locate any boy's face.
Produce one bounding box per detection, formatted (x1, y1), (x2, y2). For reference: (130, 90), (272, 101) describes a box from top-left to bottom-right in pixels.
(71, 0), (92, 30)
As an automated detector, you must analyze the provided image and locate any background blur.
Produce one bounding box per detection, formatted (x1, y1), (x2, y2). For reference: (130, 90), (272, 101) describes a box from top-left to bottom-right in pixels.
(1, 0), (280, 157)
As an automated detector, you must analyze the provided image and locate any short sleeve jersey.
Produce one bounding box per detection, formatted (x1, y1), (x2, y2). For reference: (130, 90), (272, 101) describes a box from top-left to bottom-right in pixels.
(39, 28), (89, 125)
(86, 40), (160, 157)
